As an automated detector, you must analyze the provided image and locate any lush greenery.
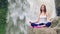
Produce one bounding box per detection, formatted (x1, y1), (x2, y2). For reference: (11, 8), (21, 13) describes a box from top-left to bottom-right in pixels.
(0, 0), (8, 34)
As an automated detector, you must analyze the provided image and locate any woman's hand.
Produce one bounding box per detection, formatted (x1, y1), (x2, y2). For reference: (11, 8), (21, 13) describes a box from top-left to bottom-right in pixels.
(49, 18), (53, 22)
(29, 21), (37, 23)
(48, 18), (53, 22)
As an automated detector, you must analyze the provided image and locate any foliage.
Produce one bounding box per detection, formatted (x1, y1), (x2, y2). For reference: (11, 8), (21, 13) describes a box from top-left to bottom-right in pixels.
(0, 0), (8, 34)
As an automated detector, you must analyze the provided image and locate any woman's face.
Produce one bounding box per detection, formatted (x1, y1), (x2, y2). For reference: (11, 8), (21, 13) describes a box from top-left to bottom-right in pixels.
(41, 5), (45, 11)
(40, 4), (46, 13)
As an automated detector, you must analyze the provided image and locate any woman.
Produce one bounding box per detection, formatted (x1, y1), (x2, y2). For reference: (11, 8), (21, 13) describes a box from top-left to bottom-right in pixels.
(29, 4), (52, 28)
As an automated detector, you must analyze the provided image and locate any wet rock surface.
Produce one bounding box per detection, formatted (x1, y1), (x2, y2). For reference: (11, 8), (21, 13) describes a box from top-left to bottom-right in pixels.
(27, 27), (57, 34)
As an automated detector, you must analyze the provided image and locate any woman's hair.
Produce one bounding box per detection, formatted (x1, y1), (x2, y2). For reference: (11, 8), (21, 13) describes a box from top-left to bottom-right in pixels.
(40, 4), (46, 13)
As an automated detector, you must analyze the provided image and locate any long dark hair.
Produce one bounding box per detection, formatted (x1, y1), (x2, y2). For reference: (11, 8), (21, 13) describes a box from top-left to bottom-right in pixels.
(40, 4), (46, 13)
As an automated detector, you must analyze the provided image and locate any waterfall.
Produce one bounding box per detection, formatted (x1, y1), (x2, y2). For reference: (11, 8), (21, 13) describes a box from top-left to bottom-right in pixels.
(6, 0), (30, 34)
(6, 0), (56, 34)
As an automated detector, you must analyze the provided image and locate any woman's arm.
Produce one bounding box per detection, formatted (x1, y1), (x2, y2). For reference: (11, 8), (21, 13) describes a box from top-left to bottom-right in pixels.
(46, 13), (52, 22)
(34, 12), (41, 23)
(35, 15), (40, 23)
(29, 13), (40, 23)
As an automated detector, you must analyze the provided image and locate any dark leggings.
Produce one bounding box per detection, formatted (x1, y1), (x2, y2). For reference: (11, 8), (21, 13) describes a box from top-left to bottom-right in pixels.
(31, 22), (51, 28)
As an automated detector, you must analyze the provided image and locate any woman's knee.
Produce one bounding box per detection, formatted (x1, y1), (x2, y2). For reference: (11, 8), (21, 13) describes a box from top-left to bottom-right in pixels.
(45, 22), (51, 27)
(31, 23), (38, 27)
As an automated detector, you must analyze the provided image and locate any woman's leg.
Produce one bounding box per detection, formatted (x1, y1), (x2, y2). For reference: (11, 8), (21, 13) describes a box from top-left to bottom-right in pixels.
(45, 22), (51, 27)
(31, 23), (38, 28)
(39, 23), (44, 25)
(39, 23), (46, 27)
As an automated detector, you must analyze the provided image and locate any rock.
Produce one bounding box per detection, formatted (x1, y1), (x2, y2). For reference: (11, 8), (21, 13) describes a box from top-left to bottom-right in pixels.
(27, 27), (57, 34)
(51, 16), (60, 28)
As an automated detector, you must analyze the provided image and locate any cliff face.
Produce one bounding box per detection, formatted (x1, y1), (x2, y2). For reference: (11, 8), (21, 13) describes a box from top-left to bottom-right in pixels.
(55, 0), (60, 16)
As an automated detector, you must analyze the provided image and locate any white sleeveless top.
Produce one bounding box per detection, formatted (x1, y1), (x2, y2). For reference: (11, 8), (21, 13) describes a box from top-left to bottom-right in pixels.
(36, 15), (47, 24)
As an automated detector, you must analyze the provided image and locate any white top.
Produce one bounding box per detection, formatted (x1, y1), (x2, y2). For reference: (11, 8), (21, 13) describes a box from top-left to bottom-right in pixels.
(36, 15), (48, 24)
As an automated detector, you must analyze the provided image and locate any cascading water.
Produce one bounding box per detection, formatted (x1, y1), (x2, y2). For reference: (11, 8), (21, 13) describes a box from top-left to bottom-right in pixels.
(6, 0), (56, 34)
(6, 0), (30, 34)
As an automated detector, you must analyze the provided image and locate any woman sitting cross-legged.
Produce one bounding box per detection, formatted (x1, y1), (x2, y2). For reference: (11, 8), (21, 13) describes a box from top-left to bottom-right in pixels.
(29, 4), (52, 28)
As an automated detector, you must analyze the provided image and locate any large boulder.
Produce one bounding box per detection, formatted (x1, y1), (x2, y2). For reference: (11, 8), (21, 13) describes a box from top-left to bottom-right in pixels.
(27, 27), (57, 34)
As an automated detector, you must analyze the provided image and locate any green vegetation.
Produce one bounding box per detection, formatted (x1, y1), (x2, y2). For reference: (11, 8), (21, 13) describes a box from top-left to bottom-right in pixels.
(0, 0), (8, 34)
